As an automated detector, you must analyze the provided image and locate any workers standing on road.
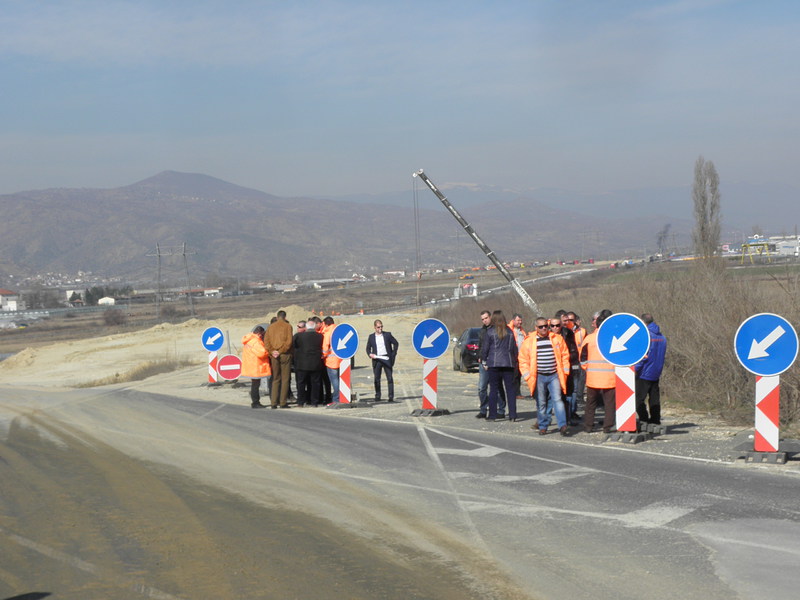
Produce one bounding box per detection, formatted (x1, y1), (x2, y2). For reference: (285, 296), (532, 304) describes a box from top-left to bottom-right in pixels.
(366, 319), (400, 402)
(321, 316), (341, 404)
(481, 310), (519, 422)
(519, 317), (570, 435)
(580, 309), (616, 433)
(293, 317), (324, 407)
(265, 310), (294, 409)
(508, 313), (528, 399)
(635, 313), (667, 425)
(241, 325), (271, 409)
(476, 310), (505, 418)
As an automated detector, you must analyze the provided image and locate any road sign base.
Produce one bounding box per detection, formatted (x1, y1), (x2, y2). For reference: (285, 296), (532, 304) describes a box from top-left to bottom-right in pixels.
(410, 408), (450, 417)
(326, 401), (356, 410)
(639, 422), (669, 435)
(606, 431), (651, 444)
(745, 451), (787, 464)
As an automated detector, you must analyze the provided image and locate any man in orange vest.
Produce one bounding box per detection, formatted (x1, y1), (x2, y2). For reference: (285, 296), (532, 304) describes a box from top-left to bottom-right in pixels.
(580, 309), (616, 433)
(519, 317), (571, 435)
(321, 316), (341, 404)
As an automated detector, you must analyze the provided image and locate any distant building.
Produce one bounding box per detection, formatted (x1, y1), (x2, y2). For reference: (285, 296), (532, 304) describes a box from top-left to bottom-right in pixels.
(97, 296), (116, 306)
(0, 288), (26, 311)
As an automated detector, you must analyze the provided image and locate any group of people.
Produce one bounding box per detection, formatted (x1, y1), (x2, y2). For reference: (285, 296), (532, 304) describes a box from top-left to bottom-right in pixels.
(240, 311), (399, 409)
(476, 308), (666, 435)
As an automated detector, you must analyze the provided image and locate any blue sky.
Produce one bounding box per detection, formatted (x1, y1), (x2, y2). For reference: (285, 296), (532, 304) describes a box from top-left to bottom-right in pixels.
(1, 0), (798, 197)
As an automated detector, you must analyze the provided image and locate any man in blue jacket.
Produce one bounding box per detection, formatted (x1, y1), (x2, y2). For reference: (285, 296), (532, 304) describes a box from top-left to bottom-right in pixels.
(634, 313), (667, 425)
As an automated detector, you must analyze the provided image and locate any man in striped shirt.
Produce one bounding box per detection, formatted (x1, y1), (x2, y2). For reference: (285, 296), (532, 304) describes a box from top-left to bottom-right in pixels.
(519, 317), (571, 435)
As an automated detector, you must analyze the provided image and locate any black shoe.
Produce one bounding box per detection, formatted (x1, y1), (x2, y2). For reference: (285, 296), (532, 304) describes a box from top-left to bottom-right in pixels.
(511, 417), (518, 422)
(560, 426), (569, 437)
(279, 404), (291, 409)
(475, 413), (486, 419)
(270, 405), (278, 409)
(388, 399), (395, 403)
(251, 403), (267, 409)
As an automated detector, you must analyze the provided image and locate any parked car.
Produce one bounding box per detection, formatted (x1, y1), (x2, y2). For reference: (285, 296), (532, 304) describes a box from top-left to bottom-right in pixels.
(452, 327), (481, 372)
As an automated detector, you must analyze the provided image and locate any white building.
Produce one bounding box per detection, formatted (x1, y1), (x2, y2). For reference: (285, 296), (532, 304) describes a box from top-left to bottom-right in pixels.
(0, 289), (26, 311)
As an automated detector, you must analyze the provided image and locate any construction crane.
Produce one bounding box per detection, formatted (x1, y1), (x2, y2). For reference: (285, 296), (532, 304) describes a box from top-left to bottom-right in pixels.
(412, 169), (542, 316)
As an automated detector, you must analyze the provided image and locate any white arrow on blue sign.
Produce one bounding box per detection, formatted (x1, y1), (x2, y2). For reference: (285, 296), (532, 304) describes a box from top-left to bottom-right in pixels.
(734, 313), (798, 376)
(201, 326), (224, 352)
(412, 318), (450, 359)
(331, 323), (359, 360)
(596, 313), (650, 367)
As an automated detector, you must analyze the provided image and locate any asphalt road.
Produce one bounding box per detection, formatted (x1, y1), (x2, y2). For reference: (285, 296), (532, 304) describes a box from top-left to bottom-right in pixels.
(2, 361), (800, 600)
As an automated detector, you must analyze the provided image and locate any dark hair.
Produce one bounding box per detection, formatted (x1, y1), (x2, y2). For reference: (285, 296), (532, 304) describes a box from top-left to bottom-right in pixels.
(491, 310), (507, 338)
(252, 325), (265, 335)
(641, 313), (654, 324)
(277, 310), (287, 319)
(555, 309), (567, 318)
(480, 310), (491, 318)
(323, 316), (334, 325)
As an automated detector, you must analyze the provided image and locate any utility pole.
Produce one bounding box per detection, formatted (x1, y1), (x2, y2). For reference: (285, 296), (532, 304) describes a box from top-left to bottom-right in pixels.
(147, 243), (197, 318)
(413, 169), (542, 316)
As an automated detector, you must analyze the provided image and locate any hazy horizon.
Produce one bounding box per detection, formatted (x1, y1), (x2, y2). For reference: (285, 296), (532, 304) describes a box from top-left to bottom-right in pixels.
(2, 1), (799, 199)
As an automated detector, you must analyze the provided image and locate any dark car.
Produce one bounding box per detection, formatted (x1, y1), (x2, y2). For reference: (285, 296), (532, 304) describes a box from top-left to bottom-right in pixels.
(452, 327), (481, 372)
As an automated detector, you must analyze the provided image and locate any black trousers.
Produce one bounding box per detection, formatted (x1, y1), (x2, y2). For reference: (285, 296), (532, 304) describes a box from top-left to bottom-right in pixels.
(635, 377), (661, 424)
(296, 369), (322, 406)
(249, 379), (262, 404)
(372, 360), (394, 400)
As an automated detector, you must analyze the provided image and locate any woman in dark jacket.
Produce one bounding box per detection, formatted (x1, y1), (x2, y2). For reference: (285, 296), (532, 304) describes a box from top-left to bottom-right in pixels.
(480, 310), (519, 421)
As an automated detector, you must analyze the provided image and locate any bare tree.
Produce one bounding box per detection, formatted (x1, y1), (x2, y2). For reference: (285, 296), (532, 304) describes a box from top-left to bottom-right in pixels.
(656, 223), (671, 255)
(692, 156), (721, 258)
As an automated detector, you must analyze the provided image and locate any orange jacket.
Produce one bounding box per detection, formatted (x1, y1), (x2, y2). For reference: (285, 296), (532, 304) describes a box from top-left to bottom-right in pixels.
(241, 332), (271, 378)
(518, 332), (570, 394)
(573, 326), (587, 351)
(322, 323), (341, 369)
(580, 331), (615, 389)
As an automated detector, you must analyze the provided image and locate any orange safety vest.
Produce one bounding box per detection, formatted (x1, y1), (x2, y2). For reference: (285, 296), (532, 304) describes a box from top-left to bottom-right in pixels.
(573, 326), (587, 351)
(322, 324), (342, 369)
(581, 331), (615, 389)
(241, 332), (272, 378)
(518, 332), (571, 394)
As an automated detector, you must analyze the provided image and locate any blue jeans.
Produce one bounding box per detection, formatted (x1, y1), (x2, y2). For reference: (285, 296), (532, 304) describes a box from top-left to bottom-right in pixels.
(327, 366), (340, 403)
(536, 372), (566, 429)
(479, 362), (506, 415)
(488, 367), (516, 419)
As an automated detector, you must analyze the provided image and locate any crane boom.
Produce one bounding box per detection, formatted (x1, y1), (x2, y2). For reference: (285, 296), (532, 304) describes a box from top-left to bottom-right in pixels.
(413, 169), (542, 316)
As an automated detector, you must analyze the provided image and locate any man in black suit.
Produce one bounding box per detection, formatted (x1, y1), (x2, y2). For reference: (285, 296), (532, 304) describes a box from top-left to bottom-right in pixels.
(366, 319), (400, 402)
(293, 317), (324, 406)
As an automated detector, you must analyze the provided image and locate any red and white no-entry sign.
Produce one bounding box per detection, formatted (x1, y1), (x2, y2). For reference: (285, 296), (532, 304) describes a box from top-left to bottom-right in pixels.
(217, 354), (242, 380)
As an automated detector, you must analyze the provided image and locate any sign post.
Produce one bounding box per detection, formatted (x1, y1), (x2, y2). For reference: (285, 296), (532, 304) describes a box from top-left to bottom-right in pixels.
(597, 313), (651, 440)
(331, 323), (359, 405)
(201, 326), (225, 384)
(734, 313), (798, 462)
(411, 318), (451, 416)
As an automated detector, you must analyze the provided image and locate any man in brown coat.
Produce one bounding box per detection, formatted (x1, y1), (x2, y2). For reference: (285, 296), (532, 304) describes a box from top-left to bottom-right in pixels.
(265, 310), (294, 408)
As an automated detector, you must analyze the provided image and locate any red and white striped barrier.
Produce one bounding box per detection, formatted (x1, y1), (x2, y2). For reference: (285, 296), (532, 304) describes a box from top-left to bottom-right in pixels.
(208, 351), (218, 383)
(615, 366), (637, 432)
(339, 358), (352, 404)
(422, 358), (438, 410)
(755, 375), (780, 452)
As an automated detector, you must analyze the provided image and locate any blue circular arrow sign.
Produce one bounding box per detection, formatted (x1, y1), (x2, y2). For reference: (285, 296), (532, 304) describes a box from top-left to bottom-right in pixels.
(331, 323), (359, 360)
(201, 326), (224, 352)
(596, 313), (651, 367)
(734, 313), (798, 376)
(412, 318), (450, 359)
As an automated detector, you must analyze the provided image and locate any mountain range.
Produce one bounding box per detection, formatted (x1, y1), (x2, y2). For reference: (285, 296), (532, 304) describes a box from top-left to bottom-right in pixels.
(0, 171), (795, 284)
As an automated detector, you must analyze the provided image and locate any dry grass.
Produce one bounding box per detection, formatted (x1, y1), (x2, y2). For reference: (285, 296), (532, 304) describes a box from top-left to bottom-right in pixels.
(75, 354), (196, 388)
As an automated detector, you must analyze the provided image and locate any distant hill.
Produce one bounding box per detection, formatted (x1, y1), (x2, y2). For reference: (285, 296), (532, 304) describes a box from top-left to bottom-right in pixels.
(5, 169), (790, 284)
